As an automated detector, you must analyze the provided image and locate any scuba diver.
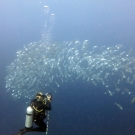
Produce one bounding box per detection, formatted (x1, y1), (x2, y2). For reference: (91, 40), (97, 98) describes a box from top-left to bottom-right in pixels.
(14, 92), (52, 135)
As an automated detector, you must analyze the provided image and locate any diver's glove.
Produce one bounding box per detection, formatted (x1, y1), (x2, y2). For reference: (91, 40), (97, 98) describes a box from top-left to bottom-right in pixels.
(45, 93), (52, 102)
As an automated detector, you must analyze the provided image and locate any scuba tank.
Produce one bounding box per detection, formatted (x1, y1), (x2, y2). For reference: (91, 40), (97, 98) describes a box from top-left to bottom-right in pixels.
(25, 106), (34, 129)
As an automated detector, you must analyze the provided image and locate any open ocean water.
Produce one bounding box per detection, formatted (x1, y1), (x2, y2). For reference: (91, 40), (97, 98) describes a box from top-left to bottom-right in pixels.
(0, 0), (135, 135)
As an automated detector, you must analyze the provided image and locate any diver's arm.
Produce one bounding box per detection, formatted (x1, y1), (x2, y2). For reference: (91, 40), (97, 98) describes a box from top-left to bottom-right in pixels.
(44, 101), (51, 110)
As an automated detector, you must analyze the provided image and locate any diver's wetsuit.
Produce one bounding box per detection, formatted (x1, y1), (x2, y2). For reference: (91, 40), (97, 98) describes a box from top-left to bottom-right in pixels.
(14, 98), (51, 135)
(31, 98), (51, 132)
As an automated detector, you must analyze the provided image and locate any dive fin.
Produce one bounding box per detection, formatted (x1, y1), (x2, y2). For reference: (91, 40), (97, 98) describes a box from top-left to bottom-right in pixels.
(13, 128), (27, 135)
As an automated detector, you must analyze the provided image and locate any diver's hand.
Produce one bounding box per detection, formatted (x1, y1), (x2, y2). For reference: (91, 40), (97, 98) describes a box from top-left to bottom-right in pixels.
(47, 96), (51, 102)
(45, 93), (52, 102)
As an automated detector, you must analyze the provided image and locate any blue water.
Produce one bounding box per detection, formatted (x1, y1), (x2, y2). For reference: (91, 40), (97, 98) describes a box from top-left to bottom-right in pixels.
(1, 0), (135, 135)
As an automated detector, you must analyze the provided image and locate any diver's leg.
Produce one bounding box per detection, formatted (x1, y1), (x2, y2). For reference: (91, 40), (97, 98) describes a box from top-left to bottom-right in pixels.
(33, 119), (46, 132)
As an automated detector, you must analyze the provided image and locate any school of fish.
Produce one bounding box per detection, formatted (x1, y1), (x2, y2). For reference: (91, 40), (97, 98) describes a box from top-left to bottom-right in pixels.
(5, 39), (135, 107)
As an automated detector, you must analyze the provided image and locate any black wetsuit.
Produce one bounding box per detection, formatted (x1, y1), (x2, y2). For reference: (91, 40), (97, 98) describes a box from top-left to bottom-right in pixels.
(14, 98), (51, 135)
(31, 98), (52, 132)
